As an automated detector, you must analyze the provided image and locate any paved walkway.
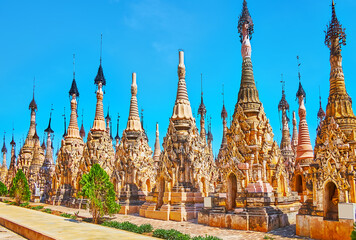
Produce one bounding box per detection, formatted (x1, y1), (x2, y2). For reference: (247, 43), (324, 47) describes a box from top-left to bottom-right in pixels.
(37, 203), (312, 240)
(0, 225), (25, 240)
(0, 202), (156, 240)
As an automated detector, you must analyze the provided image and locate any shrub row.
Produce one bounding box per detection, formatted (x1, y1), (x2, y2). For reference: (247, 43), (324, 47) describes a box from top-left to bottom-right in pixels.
(102, 221), (153, 234)
(152, 228), (221, 240)
(152, 229), (221, 240)
(102, 220), (221, 240)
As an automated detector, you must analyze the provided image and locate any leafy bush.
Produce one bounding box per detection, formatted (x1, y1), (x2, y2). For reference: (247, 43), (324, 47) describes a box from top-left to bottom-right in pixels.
(351, 223), (356, 240)
(20, 202), (29, 207)
(79, 164), (120, 223)
(32, 206), (44, 210)
(9, 201), (16, 205)
(102, 221), (153, 234)
(139, 224), (153, 233)
(9, 169), (30, 204)
(70, 215), (77, 220)
(43, 208), (52, 213)
(60, 213), (72, 218)
(4, 200), (9, 203)
(153, 229), (191, 240)
(192, 236), (222, 240)
(0, 181), (8, 196)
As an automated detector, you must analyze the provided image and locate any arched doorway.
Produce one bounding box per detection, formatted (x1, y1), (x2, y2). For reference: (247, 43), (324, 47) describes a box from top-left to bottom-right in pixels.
(157, 178), (165, 209)
(146, 179), (151, 192)
(324, 181), (339, 220)
(279, 175), (286, 196)
(226, 173), (237, 211)
(296, 175), (303, 194)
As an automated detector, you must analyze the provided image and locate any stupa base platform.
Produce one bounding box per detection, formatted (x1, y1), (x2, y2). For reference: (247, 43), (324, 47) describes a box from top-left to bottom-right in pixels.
(296, 215), (354, 240)
(118, 204), (141, 215)
(140, 191), (204, 221)
(198, 203), (301, 232)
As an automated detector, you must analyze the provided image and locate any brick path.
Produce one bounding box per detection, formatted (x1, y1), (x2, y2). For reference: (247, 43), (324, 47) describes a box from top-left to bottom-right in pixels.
(37, 203), (313, 240)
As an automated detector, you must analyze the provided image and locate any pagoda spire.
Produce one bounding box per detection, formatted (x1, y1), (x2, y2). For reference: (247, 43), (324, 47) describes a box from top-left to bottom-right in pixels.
(153, 122), (161, 163)
(9, 130), (16, 174)
(171, 50), (193, 120)
(317, 88), (326, 124)
(66, 55), (81, 139)
(92, 34), (107, 132)
(220, 84), (228, 149)
(115, 113), (120, 147)
(324, 0), (356, 132)
(126, 73), (142, 132)
(26, 79), (38, 142)
(278, 75), (294, 168)
(105, 106), (111, 134)
(44, 110), (54, 166)
(198, 73), (207, 141)
(296, 79), (313, 163)
(237, 0), (260, 114)
(291, 111), (298, 155)
(278, 75), (291, 150)
(80, 109), (85, 139)
(2, 134), (7, 168)
(207, 116), (213, 150)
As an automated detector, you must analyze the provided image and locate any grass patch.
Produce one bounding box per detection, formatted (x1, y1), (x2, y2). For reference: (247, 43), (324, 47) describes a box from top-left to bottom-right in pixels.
(31, 205), (44, 210)
(43, 208), (52, 213)
(263, 236), (275, 240)
(60, 213), (72, 218)
(20, 202), (29, 207)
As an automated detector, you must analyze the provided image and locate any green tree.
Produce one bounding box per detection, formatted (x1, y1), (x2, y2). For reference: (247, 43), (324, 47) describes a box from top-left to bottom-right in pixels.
(79, 164), (120, 223)
(351, 223), (356, 240)
(0, 181), (8, 196)
(9, 169), (31, 204)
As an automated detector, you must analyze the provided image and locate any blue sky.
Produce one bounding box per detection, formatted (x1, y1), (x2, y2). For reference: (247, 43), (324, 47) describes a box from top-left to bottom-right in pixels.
(1, 0), (356, 165)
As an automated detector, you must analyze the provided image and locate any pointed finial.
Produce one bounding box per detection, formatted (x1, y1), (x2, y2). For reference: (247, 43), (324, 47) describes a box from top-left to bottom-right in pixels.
(2, 132), (7, 154)
(317, 87), (326, 120)
(297, 56), (301, 83)
(115, 113), (120, 141)
(141, 108), (144, 129)
(281, 74), (285, 93)
(106, 106), (111, 121)
(73, 54), (75, 79)
(222, 84), (225, 105)
(62, 107), (67, 137)
(100, 33), (103, 65)
(238, 0), (254, 42)
(325, 0), (346, 54)
(201, 73), (203, 97)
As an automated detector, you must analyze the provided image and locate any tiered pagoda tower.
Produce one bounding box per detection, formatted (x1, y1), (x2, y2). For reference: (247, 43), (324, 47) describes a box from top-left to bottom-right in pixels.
(152, 123), (161, 167)
(114, 73), (155, 214)
(52, 69), (85, 206)
(278, 80), (294, 178)
(140, 50), (215, 221)
(17, 89), (45, 192)
(200, 0), (300, 232)
(0, 136), (7, 183)
(291, 81), (313, 203)
(297, 2), (356, 239)
(39, 114), (55, 202)
(82, 53), (115, 176)
(291, 111), (298, 156)
(6, 134), (17, 187)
